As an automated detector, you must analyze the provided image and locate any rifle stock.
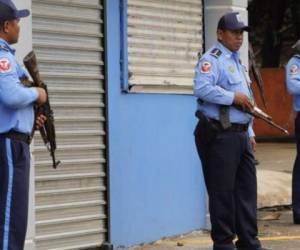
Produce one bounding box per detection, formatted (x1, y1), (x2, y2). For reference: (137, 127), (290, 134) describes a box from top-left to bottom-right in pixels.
(24, 52), (43, 86)
(23, 51), (60, 168)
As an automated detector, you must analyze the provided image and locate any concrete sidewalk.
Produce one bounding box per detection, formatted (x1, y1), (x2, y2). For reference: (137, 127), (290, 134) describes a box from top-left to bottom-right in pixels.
(124, 143), (298, 250)
(126, 208), (300, 250)
(255, 142), (295, 173)
(255, 142), (295, 208)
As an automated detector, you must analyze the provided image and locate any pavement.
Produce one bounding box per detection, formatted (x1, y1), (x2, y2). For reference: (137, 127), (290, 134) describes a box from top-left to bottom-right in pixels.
(123, 142), (300, 250)
(255, 142), (294, 208)
(255, 142), (295, 173)
(124, 208), (300, 250)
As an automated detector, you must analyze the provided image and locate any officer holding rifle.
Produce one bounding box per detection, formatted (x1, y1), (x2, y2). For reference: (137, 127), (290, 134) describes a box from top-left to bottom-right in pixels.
(194, 12), (271, 250)
(0, 1), (47, 249)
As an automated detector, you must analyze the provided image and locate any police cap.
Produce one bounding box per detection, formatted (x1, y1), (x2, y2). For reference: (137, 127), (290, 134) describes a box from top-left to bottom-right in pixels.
(0, 0), (30, 22)
(217, 12), (250, 32)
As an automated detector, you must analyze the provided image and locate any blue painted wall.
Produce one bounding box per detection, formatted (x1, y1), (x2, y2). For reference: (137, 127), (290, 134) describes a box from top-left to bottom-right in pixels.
(105, 0), (207, 247)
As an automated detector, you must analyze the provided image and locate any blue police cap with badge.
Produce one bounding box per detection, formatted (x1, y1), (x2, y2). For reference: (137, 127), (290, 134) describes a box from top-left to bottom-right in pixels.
(0, 0), (30, 22)
(217, 12), (250, 32)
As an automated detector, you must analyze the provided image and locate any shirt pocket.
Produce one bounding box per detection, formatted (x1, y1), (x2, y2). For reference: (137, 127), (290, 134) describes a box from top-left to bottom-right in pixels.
(227, 72), (242, 84)
(225, 71), (243, 91)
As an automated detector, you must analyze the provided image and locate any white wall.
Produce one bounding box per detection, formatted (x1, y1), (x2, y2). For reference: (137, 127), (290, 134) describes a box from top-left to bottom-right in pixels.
(14, 1), (35, 249)
(14, 0), (32, 61)
(204, 0), (249, 67)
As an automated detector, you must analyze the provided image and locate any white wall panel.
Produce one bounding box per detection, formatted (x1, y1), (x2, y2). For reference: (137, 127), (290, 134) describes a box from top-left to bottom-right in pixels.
(128, 0), (203, 93)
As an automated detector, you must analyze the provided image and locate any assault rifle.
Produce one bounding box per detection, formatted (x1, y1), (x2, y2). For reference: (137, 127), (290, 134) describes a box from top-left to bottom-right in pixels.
(23, 51), (60, 168)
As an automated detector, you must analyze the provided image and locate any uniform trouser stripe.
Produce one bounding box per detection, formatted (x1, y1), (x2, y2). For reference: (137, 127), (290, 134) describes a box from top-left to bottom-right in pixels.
(2, 139), (14, 250)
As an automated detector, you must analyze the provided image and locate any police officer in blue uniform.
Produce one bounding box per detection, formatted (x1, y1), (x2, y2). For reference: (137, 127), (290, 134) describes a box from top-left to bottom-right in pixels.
(194, 12), (270, 250)
(286, 39), (300, 225)
(0, 1), (47, 249)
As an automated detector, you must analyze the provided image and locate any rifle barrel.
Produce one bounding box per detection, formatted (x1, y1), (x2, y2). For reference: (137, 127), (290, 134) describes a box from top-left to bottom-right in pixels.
(258, 115), (289, 135)
(248, 110), (289, 135)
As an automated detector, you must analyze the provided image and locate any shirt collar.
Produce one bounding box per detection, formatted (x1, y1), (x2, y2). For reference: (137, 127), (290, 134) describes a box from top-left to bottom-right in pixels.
(215, 41), (240, 60)
(0, 38), (16, 55)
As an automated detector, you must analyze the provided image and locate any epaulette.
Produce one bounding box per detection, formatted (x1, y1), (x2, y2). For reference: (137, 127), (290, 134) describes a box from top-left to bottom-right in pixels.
(293, 54), (300, 59)
(0, 45), (9, 52)
(210, 48), (222, 59)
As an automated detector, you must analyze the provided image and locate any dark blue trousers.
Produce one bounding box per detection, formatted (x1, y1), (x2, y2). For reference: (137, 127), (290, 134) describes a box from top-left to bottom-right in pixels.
(195, 120), (261, 250)
(293, 113), (300, 220)
(0, 138), (30, 250)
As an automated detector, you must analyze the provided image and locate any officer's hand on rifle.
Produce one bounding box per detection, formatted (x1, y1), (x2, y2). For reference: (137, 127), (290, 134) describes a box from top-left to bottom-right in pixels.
(35, 114), (47, 129)
(233, 92), (254, 112)
(35, 87), (47, 105)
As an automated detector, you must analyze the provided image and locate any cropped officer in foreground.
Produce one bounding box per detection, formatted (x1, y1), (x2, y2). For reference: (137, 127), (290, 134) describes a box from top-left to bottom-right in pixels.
(0, 0), (47, 249)
(286, 39), (300, 225)
(194, 12), (270, 250)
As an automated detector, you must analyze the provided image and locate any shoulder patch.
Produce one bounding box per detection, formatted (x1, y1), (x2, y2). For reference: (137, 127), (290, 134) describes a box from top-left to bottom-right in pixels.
(0, 45), (9, 52)
(200, 61), (212, 74)
(210, 48), (222, 59)
(0, 58), (12, 73)
(293, 54), (300, 59)
(290, 64), (299, 75)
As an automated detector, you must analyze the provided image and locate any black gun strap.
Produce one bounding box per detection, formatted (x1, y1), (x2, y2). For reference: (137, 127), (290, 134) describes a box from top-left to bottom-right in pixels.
(219, 105), (231, 129)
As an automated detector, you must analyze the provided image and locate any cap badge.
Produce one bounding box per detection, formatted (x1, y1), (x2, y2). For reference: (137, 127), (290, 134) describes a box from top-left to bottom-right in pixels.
(236, 14), (242, 23)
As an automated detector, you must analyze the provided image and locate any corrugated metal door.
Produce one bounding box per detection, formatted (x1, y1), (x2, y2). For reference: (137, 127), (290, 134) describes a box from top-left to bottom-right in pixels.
(127, 0), (203, 92)
(31, 0), (108, 249)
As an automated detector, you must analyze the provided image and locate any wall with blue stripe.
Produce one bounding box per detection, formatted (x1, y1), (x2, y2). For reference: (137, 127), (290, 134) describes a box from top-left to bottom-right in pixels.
(105, 0), (207, 247)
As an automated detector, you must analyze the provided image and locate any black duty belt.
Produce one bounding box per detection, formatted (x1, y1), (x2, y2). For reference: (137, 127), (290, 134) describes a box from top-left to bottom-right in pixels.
(195, 110), (249, 133)
(0, 131), (31, 144)
(210, 119), (249, 133)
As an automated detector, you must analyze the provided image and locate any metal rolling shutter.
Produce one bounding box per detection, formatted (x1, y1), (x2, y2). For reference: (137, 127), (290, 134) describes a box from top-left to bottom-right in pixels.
(127, 0), (203, 93)
(31, 0), (107, 249)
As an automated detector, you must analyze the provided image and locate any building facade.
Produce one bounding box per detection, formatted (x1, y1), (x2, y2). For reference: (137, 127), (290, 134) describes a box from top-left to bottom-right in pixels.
(12, 0), (248, 249)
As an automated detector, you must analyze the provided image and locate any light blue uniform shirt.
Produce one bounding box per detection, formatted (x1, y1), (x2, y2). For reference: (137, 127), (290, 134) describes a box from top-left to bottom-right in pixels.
(194, 41), (254, 137)
(0, 39), (38, 134)
(286, 55), (300, 111)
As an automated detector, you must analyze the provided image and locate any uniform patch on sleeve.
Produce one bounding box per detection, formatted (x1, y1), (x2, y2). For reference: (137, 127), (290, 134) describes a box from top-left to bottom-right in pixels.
(290, 64), (299, 75)
(0, 58), (12, 73)
(200, 61), (212, 74)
